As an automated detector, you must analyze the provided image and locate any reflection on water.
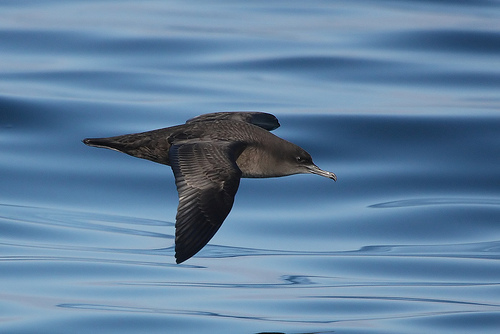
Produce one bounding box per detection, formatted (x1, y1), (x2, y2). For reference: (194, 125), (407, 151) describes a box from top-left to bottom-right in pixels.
(1, 0), (500, 333)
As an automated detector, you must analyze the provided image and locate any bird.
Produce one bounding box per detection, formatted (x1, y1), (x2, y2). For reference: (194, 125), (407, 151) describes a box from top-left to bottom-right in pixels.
(83, 112), (336, 263)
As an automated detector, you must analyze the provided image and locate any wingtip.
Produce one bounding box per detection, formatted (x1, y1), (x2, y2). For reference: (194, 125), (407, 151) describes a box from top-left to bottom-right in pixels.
(175, 254), (188, 264)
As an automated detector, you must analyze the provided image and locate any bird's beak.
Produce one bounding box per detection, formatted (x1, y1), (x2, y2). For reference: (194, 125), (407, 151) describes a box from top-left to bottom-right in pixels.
(307, 164), (337, 181)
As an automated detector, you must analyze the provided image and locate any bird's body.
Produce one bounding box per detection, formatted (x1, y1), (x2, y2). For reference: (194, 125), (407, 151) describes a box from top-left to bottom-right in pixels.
(83, 112), (336, 263)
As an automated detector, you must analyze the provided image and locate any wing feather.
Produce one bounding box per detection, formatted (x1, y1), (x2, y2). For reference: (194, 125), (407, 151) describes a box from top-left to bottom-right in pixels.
(169, 140), (243, 263)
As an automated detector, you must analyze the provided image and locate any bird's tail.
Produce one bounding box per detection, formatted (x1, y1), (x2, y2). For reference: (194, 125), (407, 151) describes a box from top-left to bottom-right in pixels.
(82, 131), (172, 165)
(83, 137), (128, 152)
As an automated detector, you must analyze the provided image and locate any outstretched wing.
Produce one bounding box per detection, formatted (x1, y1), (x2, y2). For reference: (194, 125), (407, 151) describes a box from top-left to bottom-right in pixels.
(169, 140), (244, 263)
(186, 111), (280, 131)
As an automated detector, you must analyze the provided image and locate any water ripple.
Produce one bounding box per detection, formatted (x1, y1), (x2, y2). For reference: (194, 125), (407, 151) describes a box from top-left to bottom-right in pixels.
(1, 1), (500, 333)
(0, 203), (173, 238)
(378, 29), (500, 54)
(370, 197), (500, 208)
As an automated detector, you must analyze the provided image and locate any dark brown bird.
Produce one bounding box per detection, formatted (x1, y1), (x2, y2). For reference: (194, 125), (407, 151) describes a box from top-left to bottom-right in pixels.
(83, 112), (336, 263)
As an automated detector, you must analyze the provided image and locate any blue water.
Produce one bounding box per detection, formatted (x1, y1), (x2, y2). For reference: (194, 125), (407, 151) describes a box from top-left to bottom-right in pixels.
(1, 1), (500, 333)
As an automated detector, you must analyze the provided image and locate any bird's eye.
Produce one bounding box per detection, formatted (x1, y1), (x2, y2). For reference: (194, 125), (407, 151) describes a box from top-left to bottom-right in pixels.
(296, 156), (305, 163)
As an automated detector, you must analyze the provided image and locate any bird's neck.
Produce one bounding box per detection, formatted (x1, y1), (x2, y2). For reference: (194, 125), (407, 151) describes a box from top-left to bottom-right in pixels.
(236, 144), (290, 178)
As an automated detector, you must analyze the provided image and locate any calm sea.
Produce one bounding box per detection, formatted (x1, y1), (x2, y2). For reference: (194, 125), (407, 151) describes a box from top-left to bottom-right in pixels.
(1, 1), (500, 333)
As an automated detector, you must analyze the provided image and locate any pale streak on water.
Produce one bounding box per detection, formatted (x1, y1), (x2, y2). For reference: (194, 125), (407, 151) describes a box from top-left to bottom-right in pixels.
(1, 1), (500, 333)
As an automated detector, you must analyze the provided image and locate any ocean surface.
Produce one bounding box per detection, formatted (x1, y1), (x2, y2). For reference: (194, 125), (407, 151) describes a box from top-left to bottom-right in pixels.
(1, 1), (500, 333)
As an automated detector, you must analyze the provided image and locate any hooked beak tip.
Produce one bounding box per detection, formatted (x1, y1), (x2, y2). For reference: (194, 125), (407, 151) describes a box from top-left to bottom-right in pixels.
(308, 165), (337, 182)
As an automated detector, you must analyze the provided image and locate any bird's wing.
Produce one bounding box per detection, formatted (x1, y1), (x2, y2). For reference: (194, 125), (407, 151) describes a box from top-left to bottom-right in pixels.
(169, 140), (243, 263)
(186, 112), (280, 131)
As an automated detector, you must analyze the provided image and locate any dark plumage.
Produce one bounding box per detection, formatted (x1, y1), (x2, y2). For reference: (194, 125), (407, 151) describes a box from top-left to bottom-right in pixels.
(83, 112), (336, 263)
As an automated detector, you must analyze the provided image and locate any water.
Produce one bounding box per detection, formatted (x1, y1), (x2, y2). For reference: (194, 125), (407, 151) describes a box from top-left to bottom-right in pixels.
(1, 1), (500, 333)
